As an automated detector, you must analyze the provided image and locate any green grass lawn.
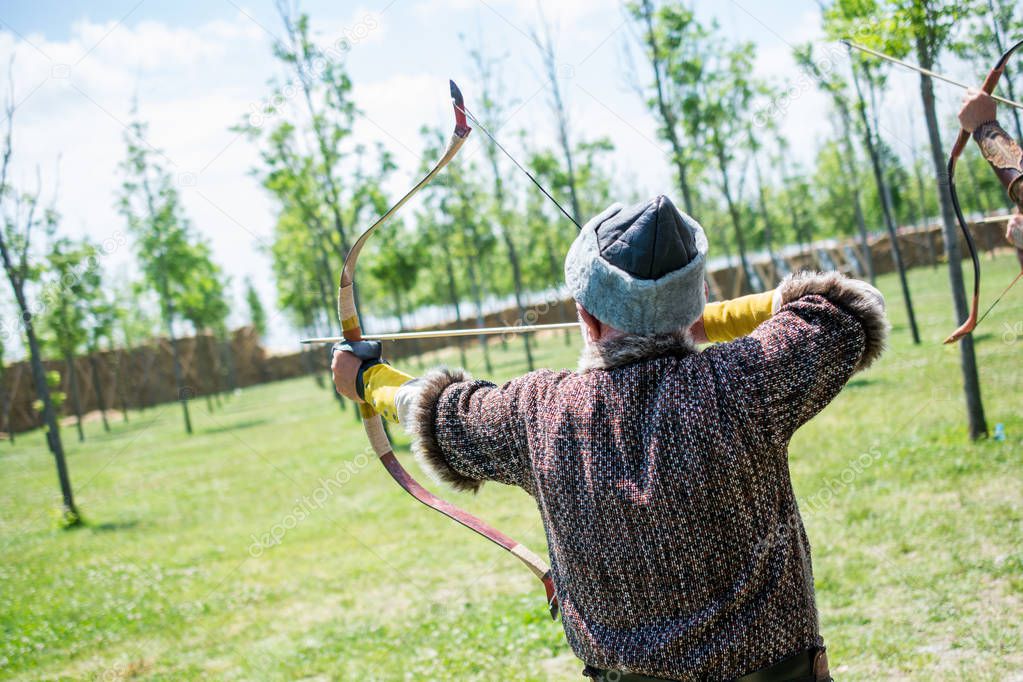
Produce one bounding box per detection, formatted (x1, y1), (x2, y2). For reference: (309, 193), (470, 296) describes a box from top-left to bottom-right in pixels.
(2, 256), (1022, 681)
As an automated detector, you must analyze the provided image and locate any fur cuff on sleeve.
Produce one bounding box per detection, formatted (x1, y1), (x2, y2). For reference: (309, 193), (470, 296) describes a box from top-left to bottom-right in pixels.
(778, 271), (889, 372)
(406, 367), (482, 493)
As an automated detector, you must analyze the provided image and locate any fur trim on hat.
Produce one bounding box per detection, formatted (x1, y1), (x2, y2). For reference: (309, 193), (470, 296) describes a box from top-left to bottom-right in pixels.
(577, 330), (697, 372)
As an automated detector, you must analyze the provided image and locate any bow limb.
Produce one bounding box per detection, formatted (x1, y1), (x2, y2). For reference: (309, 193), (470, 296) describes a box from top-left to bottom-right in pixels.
(944, 38), (1023, 344)
(943, 139), (981, 344)
(337, 80), (558, 619)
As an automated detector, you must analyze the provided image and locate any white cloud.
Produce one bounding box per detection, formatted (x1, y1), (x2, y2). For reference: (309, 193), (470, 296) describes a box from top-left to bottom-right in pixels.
(12, 0), (949, 354)
(0, 12), (286, 344)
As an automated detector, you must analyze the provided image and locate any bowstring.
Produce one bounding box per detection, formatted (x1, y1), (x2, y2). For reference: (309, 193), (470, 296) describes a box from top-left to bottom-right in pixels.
(455, 103), (582, 230)
(976, 269), (1023, 327)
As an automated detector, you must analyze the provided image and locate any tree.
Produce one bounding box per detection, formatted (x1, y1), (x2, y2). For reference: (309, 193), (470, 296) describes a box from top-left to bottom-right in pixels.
(846, 48), (921, 343)
(419, 128), (498, 374)
(626, 0), (709, 216)
(40, 237), (99, 441)
(0, 329), (9, 445)
(245, 277), (268, 339)
(176, 241), (230, 412)
(794, 44), (876, 283)
(118, 110), (201, 434)
(531, 7), (583, 225)
(525, 138), (615, 342)
(700, 39), (761, 292)
(0, 92), (79, 525)
(467, 43), (536, 370)
(83, 288), (115, 433)
(112, 282), (157, 419)
(746, 115), (786, 283)
(825, 0), (986, 438)
(905, 0), (986, 438)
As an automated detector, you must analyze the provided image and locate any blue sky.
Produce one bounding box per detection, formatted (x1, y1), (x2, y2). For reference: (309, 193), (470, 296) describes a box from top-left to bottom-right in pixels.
(0, 1), (958, 350)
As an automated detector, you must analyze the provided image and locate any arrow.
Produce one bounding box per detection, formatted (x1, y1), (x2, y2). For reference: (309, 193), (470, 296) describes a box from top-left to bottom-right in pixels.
(843, 40), (1023, 111)
(302, 321), (579, 344)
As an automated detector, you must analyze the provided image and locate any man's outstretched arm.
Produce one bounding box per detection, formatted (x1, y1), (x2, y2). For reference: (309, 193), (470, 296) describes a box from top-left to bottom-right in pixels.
(331, 289), (783, 492)
(959, 89), (1023, 250)
(334, 288), (783, 422)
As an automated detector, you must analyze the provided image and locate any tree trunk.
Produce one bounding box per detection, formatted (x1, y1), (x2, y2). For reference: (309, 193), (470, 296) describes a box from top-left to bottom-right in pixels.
(15, 282), (79, 522)
(777, 153), (804, 259)
(141, 347), (154, 411)
(0, 364), (14, 444)
(220, 338), (238, 393)
(0, 368), (12, 443)
(639, 0), (696, 215)
(65, 353), (85, 442)
(750, 138), (779, 285)
(544, 229), (573, 345)
(458, 198), (494, 373)
(836, 102), (875, 283)
(88, 354), (110, 432)
(203, 335), (222, 409)
(165, 318), (193, 435)
(715, 141), (753, 294)
(916, 35), (987, 440)
(989, 0), (1023, 141)
(537, 10), (583, 225)
(912, 148), (939, 269)
(497, 224), (533, 369)
(465, 254), (493, 375)
(440, 237), (469, 368)
(113, 349), (129, 423)
(851, 61), (921, 344)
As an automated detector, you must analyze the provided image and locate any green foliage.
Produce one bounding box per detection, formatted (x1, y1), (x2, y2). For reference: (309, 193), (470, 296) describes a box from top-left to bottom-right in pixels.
(2, 255), (1022, 679)
(243, 6), (397, 336)
(38, 237), (102, 359)
(245, 277), (268, 338)
(33, 369), (64, 412)
(119, 113), (220, 337)
(112, 279), (158, 349)
(176, 241), (230, 336)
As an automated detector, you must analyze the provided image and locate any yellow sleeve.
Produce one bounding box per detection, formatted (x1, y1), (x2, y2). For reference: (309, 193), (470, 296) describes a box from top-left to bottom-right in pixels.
(703, 289), (778, 343)
(362, 364), (415, 424)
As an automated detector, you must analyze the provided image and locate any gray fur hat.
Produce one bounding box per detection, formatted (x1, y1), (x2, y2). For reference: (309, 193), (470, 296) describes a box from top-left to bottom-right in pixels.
(564, 195), (708, 335)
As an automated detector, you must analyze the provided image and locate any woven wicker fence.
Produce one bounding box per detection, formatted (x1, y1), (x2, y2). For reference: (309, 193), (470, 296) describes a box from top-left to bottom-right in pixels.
(0, 216), (1011, 436)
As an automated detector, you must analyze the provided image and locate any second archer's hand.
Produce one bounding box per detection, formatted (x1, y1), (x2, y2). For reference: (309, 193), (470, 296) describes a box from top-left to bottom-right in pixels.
(959, 88), (998, 133)
(1007, 213), (1023, 250)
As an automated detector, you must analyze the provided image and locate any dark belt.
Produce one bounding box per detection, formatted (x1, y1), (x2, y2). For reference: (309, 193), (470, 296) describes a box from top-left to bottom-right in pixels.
(584, 646), (832, 682)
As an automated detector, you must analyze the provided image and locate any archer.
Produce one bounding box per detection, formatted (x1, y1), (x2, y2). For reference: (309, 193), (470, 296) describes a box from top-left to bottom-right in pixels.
(959, 89), (1023, 254)
(334, 194), (887, 681)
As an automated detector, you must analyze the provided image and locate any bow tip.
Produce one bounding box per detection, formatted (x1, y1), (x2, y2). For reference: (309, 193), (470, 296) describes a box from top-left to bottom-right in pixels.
(449, 79), (464, 106)
(943, 326), (971, 345)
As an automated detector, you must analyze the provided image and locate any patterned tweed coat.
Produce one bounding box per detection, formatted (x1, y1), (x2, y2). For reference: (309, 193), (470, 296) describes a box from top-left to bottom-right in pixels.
(406, 271), (888, 681)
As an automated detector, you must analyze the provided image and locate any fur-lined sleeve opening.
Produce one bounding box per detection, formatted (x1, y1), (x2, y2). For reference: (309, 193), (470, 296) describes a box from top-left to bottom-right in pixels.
(405, 367), (483, 493)
(777, 271), (889, 372)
